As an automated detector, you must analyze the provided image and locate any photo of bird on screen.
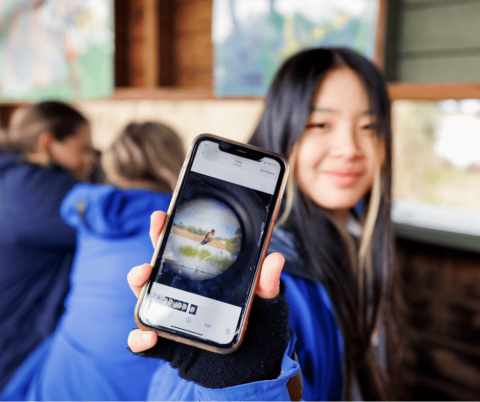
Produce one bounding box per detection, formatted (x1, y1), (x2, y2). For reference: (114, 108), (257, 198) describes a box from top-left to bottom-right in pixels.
(199, 229), (215, 246)
(163, 198), (242, 281)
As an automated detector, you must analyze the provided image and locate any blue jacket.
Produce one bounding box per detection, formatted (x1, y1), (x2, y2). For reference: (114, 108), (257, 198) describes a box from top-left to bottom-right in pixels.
(1, 184), (169, 401)
(144, 228), (344, 401)
(0, 152), (77, 392)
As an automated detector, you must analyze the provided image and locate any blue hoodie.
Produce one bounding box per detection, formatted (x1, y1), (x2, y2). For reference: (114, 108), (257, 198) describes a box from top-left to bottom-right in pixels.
(0, 152), (77, 392)
(2, 184), (169, 401)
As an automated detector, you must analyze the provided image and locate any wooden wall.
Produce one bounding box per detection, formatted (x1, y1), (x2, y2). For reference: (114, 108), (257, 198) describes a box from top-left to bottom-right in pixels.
(396, 239), (480, 400)
(114, 0), (213, 90)
(173, 0), (212, 88)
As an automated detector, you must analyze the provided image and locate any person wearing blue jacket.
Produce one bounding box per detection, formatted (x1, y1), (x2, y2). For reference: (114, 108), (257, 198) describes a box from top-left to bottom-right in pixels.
(0, 102), (96, 392)
(1, 122), (186, 401)
(127, 48), (398, 401)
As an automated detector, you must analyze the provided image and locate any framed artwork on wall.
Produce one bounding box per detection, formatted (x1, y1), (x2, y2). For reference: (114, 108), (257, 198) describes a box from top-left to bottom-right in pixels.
(0, 0), (114, 102)
(212, 0), (379, 96)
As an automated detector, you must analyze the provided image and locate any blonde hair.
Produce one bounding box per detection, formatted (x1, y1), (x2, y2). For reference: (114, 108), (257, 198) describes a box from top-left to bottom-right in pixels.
(102, 122), (185, 193)
(278, 141), (384, 330)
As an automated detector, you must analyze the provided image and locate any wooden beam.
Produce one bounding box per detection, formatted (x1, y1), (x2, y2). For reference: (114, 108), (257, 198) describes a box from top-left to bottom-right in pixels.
(158, 0), (174, 86)
(115, 82), (480, 101)
(173, 0), (212, 88)
(143, 0), (160, 87)
(388, 82), (480, 100)
(114, 0), (129, 87)
(114, 87), (214, 99)
(113, 87), (265, 100)
(122, 0), (145, 86)
(374, 0), (387, 70)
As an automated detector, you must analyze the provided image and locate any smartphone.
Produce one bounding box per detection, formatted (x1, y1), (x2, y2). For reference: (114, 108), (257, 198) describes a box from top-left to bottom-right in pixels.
(134, 134), (288, 353)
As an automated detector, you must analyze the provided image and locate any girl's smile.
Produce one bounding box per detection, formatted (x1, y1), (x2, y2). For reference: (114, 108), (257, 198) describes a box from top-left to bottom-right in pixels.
(324, 168), (365, 188)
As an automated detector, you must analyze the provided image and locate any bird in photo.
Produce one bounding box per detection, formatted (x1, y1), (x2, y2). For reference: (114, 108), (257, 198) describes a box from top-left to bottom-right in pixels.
(199, 229), (215, 245)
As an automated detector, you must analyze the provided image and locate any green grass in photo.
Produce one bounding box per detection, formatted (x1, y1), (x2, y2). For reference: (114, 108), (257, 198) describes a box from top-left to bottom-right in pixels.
(179, 245), (198, 258)
(199, 249), (211, 260)
(178, 245), (233, 269)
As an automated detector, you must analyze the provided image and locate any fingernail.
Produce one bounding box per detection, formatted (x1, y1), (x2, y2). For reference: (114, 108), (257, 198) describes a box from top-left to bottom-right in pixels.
(141, 332), (152, 344)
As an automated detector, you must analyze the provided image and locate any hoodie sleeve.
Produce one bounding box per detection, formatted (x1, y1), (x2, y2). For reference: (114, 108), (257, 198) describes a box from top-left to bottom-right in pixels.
(146, 330), (301, 401)
(194, 331), (300, 401)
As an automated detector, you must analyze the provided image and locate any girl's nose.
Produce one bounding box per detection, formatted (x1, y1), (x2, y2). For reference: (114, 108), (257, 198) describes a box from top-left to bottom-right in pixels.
(330, 126), (363, 160)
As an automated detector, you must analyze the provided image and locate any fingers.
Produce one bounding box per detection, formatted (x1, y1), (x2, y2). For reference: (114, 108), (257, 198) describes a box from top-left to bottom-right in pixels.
(256, 252), (285, 299)
(127, 264), (152, 298)
(128, 328), (158, 353)
(134, 211), (164, 297)
(150, 211), (167, 248)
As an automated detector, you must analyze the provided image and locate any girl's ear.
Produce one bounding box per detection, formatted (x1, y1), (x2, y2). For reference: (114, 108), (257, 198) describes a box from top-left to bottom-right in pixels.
(37, 132), (53, 150)
(36, 132), (55, 163)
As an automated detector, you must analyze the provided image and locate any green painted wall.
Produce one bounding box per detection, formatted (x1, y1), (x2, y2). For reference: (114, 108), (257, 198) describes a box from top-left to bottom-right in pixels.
(385, 0), (480, 82)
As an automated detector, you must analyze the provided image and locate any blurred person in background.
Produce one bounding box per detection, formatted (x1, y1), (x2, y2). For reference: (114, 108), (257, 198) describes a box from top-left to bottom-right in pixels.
(126, 47), (398, 401)
(1, 122), (185, 401)
(0, 101), (96, 392)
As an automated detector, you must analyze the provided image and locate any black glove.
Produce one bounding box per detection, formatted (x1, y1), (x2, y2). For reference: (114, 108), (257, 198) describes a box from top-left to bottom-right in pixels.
(132, 281), (290, 389)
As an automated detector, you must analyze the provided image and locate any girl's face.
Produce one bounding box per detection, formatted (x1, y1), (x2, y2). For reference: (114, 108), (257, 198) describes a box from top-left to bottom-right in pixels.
(296, 67), (385, 218)
(48, 123), (97, 181)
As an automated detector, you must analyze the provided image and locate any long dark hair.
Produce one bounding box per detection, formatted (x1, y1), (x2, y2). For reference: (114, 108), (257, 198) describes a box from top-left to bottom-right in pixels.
(250, 47), (396, 400)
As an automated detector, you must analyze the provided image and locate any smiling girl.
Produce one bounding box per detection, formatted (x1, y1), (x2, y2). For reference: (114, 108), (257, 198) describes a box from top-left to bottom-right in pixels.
(250, 47), (396, 400)
(126, 47), (397, 401)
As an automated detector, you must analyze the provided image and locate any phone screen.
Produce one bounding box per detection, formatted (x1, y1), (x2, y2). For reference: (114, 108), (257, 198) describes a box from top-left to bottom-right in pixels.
(139, 138), (284, 348)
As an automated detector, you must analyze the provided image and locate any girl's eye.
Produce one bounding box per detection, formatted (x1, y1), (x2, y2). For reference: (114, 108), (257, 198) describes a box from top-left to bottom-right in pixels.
(362, 123), (377, 131)
(306, 123), (330, 130)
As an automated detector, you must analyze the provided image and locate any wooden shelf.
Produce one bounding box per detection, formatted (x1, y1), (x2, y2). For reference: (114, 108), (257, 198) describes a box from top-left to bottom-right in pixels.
(388, 82), (480, 100)
(114, 87), (213, 100)
(113, 82), (480, 102)
(112, 87), (263, 101)
(3, 81), (480, 105)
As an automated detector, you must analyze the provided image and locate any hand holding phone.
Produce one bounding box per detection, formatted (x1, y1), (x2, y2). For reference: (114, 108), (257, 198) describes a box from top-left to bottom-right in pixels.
(127, 211), (292, 389)
(128, 211), (286, 351)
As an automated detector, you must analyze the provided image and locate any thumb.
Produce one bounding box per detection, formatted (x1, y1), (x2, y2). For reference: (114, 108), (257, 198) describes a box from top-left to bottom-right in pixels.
(256, 252), (285, 299)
